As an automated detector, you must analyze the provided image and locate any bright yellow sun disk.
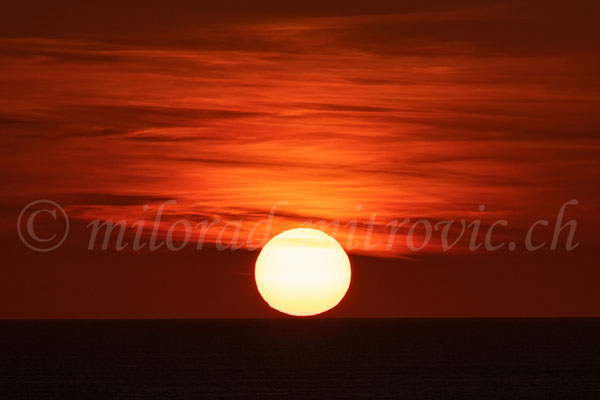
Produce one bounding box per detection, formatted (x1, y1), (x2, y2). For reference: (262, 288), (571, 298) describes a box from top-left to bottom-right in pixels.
(255, 228), (351, 316)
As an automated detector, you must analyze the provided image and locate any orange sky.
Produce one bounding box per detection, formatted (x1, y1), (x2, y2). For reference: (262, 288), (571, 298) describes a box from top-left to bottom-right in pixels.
(1, 1), (599, 317)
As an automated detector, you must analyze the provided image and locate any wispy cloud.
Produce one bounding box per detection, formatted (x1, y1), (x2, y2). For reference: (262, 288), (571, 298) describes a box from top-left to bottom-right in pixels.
(1, 1), (598, 255)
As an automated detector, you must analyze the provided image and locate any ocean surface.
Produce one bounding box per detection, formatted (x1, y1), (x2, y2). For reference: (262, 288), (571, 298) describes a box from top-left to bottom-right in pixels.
(1, 319), (599, 399)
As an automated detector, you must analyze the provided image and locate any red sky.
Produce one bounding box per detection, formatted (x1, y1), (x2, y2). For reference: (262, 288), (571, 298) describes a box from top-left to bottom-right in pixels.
(1, 1), (599, 318)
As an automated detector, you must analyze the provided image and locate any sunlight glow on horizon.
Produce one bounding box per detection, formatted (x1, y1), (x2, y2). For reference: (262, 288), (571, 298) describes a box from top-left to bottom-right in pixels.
(255, 228), (351, 316)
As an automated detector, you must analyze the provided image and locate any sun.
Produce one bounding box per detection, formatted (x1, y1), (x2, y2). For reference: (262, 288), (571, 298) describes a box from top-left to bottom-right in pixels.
(254, 228), (351, 316)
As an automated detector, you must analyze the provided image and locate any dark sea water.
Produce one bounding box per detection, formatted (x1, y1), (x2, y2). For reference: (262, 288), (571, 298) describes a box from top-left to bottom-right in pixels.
(1, 319), (599, 399)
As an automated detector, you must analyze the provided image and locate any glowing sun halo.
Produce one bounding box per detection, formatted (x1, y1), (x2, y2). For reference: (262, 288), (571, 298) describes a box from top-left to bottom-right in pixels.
(255, 228), (351, 316)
